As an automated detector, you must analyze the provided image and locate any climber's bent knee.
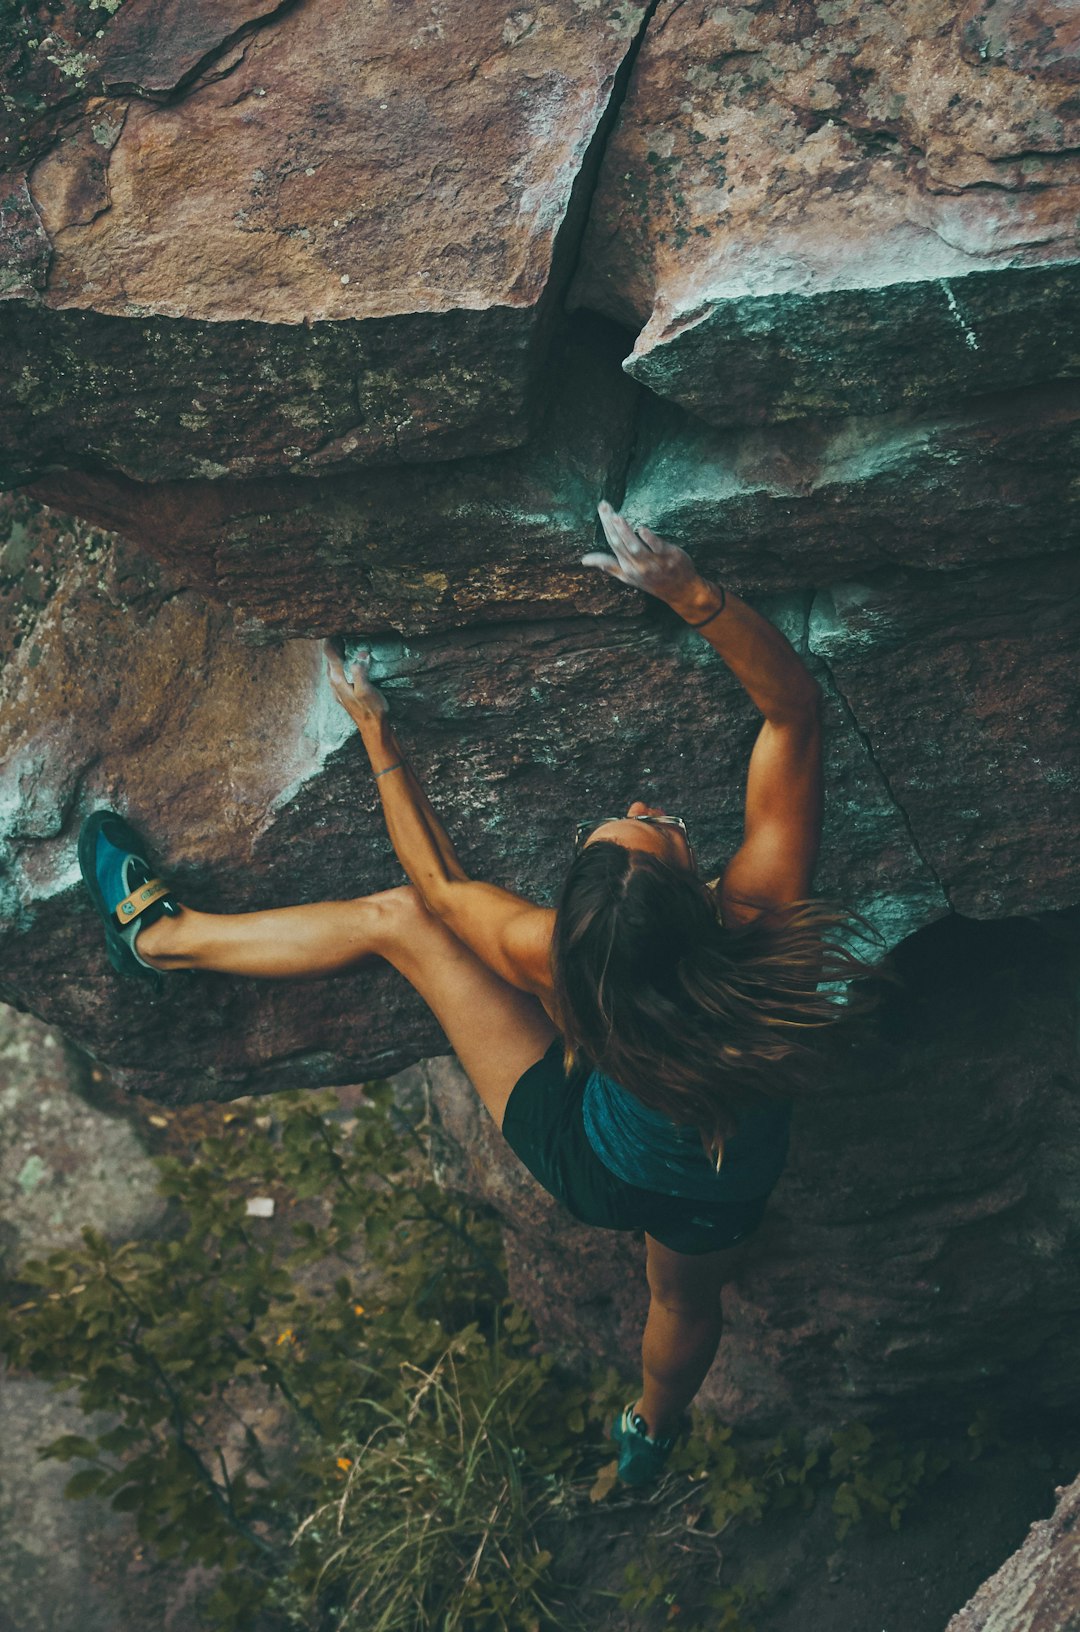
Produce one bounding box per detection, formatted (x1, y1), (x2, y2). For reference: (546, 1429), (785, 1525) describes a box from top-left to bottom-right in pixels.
(362, 884), (448, 966)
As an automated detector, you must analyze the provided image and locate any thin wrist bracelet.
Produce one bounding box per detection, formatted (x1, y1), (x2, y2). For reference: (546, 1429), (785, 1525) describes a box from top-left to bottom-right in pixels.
(374, 760), (406, 779)
(687, 586), (726, 629)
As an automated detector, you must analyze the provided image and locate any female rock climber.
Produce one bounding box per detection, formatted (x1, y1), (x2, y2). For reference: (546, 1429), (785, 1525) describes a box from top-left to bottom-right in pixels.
(80, 502), (853, 1486)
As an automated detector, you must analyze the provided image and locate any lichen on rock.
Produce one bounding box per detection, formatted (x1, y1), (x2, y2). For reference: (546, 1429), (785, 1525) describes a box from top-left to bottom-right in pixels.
(946, 1462), (1080, 1632)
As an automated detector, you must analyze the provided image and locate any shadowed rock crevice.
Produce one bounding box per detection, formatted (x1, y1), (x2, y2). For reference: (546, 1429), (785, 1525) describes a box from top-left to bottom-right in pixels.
(23, 315), (644, 634)
(811, 636), (953, 916)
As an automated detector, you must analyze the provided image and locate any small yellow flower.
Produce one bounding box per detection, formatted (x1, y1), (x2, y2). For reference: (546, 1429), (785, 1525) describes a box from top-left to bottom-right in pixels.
(336, 1457), (352, 1471)
(353, 1304), (365, 1316)
(276, 1328), (295, 1346)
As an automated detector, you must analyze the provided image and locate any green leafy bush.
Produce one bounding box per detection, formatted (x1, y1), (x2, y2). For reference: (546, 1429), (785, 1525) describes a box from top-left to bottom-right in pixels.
(828, 1422), (949, 1539)
(0, 1087), (601, 1631)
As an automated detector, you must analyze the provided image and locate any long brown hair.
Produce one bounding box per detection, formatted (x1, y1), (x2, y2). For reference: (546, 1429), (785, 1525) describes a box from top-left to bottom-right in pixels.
(551, 842), (877, 1152)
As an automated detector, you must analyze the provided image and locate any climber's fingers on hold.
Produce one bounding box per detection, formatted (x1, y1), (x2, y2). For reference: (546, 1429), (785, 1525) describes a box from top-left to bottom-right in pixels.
(580, 550), (630, 583)
(598, 502), (654, 559)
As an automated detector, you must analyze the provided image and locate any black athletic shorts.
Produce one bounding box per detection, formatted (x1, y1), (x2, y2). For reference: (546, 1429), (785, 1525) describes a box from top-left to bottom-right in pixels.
(501, 1039), (775, 1255)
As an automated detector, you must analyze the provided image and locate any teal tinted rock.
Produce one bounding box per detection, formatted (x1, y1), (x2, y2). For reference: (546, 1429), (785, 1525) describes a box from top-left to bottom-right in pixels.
(624, 263), (1080, 428)
(23, 320), (641, 634)
(623, 378), (1080, 593)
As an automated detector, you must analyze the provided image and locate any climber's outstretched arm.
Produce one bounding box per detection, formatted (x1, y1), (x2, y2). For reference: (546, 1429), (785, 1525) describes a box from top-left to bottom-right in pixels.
(325, 644), (555, 1001)
(582, 505), (822, 923)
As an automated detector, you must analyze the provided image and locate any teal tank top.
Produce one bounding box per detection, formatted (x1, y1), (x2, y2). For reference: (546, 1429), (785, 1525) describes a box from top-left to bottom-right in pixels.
(581, 1069), (791, 1203)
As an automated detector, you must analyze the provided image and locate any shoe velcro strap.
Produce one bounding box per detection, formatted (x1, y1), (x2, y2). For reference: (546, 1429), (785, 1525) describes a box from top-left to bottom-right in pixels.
(114, 879), (172, 925)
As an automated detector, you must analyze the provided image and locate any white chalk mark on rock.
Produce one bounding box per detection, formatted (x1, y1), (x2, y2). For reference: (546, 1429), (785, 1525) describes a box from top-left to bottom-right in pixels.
(938, 279), (980, 351)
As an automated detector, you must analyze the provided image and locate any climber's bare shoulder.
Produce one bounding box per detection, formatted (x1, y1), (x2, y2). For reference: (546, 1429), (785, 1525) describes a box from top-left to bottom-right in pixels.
(425, 877), (556, 1005)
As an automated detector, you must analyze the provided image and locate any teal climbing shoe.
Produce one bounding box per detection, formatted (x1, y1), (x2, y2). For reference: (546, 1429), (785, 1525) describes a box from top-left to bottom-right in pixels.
(78, 809), (179, 983)
(611, 1404), (677, 1487)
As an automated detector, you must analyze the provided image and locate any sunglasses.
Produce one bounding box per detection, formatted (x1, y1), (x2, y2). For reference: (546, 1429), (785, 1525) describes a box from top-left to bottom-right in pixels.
(574, 815), (695, 868)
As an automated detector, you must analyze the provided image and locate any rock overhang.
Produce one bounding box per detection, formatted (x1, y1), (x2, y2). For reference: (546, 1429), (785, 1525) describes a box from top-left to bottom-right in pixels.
(23, 318), (644, 635)
(0, 0), (652, 481)
(24, 340), (1080, 641)
(1, 0), (1078, 1097)
(621, 377), (1080, 590)
(570, 0), (1080, 423)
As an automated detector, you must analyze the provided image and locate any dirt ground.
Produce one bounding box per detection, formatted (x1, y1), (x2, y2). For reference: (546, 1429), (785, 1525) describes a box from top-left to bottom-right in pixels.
(542, 1416), (1080, 1632)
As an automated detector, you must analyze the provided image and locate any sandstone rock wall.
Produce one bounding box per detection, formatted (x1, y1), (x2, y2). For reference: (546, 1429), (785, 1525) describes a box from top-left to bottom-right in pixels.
(1, 0), (1079, 1430)
(1, 0), (651, 480)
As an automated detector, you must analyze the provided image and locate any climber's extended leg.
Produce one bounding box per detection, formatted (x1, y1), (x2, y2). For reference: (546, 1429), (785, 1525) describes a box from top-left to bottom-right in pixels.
(80, 809), (555, 1125)
(141, 886), (556, 1129)
(145, 900), (554, 1142)
(138, 891), (409, 979)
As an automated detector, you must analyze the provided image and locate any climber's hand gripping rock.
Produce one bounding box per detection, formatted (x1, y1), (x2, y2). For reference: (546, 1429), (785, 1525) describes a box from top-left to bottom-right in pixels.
(325, 640), (390, 727)
(582, 502), (718, 616)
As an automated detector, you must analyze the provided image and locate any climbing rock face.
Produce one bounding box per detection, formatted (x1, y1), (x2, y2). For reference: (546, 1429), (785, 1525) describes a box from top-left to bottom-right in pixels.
(622, 381), (1080, 591)
(0, 0), (648, 482)
(3, 476), (1076, 1098)
(945, 1467), (1080, 1632)
(0, 489), (946, 1096)
(26, 367), (1080, 638)
(571, 0), (1080, 423)
(808, 560), (1080, 920)
(24, 322), (642, 637)
(1, 0), (1079, 1440)
(0, 494), (448, 1100)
